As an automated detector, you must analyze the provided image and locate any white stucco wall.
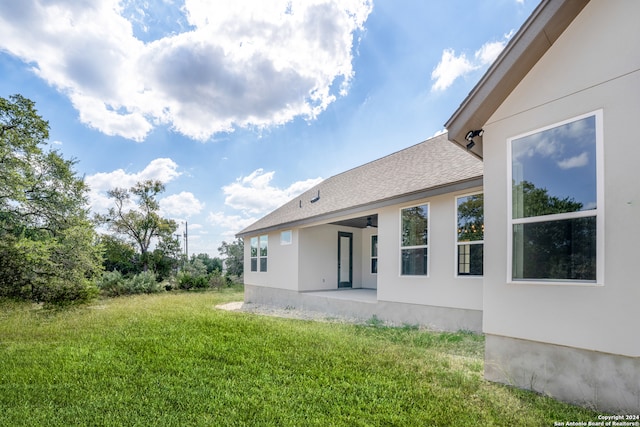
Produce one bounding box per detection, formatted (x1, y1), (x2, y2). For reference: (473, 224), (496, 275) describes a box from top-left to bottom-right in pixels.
(482, 0), (640, 357)
(298, 224), (364, 291)
(243, 229), (299, 291)
(376, 189), (484, 311)
(244, 223), (374, 292)
(361, 227), (378, 289)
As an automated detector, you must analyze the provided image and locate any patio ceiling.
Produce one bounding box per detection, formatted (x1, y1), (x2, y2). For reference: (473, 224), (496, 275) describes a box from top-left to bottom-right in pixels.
(330, 214), (378, 229)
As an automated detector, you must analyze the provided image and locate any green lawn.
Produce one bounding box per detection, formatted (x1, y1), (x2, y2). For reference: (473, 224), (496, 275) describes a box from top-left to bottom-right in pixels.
(0, 288), (599, 426)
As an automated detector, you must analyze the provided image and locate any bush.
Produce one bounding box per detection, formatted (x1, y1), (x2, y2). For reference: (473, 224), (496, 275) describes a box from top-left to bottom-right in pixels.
(97, 271), (163, 297)
(0, 233), (101, 305)
(162, 277), (177, 292)
(177, 270), (234, 291)
(208, 270), (227, 290)
(96, 270), (126, 297)
(33, 278), (99, 307)
(177, 272), (208, 290)
(125, 271), (162, 294)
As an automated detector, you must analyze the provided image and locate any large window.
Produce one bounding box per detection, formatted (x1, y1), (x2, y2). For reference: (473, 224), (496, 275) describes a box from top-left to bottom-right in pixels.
(508, 111), (602, 283)
(456, 193), (483, 276)
(401, 204), (428, 276)
(250, 235), (268, 272)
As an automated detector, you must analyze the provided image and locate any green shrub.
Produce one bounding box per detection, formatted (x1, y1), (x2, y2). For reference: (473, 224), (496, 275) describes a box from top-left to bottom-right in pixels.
(32, 277), (99, 307)
(96, 270), (126, 297)
(208, 270), (226, 290)
(97, 270), (163, 296)
(177, 272), (194, 290)
(178, 270), (231, 290)
(124, 271), (162, 294)
(162, 277), (177, 291)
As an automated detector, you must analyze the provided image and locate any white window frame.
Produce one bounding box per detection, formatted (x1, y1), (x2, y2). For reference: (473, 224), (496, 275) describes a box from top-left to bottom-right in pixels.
(280, 230), (292, 245)
(371, 235), (378, 275)
(399, 203), (430, 277)
(506, 110), (604, 285)
(250, 235), (268, 273)
(455, 192), (484, 278)
(258, 235), (268, 272)
(250, 237), (258, 272)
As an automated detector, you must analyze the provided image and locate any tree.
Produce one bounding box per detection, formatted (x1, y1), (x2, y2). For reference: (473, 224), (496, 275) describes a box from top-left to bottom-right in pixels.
(457, 194), (484, 276)
(98, 180), (177, 272)
(218, 239), (244, 278)
(150, 235), (182, 281)
(457, 193), (484, 242)
(191, 253), (223, 274)
(0, 94), (102, 303)
(99, 234), (138, 275)
(513, 180), (582, 218)
(512, 180), (594, 280)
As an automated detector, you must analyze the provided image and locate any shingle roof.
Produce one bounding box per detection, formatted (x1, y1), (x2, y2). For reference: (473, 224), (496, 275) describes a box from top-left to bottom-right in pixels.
(237, 132), (483, 237)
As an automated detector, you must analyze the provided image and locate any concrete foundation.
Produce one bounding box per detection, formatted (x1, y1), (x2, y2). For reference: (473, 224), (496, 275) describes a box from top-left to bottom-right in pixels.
(485, 334), (640, 414)
(244, 284), (482, 332)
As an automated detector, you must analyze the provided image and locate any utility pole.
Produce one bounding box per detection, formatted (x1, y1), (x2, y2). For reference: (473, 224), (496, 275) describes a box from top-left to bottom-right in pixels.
(183, 221), (188, 261)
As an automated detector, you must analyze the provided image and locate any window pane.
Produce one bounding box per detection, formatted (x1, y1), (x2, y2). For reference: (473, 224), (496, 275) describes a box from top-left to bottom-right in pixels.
(250, 237), (258, 257)
(512, 115), (596, 219)
(458, 244), (483, 276)
(250, 258), (257, 272)
(259, 235), (268, 256)
(280, 230), (292, 245)
(402, 205), (428, 247)
(457, 194), (484, 241)
(260, 258), (268, 272)
(371, 258), (377, 274)
(512, 216), (596, 281)
(371, 235), (378, 257)
(401, 248), (428, 275)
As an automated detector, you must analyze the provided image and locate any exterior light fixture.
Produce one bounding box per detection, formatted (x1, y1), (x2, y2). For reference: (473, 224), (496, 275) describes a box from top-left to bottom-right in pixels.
(465, 129), (484, 150)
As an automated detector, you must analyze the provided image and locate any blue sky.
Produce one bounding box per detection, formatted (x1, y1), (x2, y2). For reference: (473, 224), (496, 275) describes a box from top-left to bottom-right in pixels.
(0, 0), (536, 256)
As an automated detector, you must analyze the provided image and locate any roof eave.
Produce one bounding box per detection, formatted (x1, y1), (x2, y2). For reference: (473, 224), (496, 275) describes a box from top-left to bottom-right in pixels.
(236, 176), (483, 238)
(445, 0), (590, 157)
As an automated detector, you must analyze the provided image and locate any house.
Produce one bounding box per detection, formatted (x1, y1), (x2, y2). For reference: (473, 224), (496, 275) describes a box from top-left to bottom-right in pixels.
(238, 0), (639, 413)
(445, 0), (639, 413)
(237, 133), (485, 332)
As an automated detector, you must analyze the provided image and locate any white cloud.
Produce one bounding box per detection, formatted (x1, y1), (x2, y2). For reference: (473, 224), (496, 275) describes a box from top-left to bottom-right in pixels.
(222, 169), (323, 215)
(160, 191), (204, 217)
(474, 40), (506, 66)
(85, 157), (181, 213)
(432, 128), (447, 137)
(431, 32), (513, 92)
(208, 212), (258, 239)
(0, 0), (373, 141)
(430, 49), (475, 92)
(557, 152), (589, 169)
(511, 133), (561, 163)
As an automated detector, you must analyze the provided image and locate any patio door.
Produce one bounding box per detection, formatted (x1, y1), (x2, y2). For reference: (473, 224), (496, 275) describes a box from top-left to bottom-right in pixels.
(338, 232), (353, 288)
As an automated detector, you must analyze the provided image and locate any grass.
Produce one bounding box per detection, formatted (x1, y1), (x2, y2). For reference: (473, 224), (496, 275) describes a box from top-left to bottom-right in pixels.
(0, 288), (599, 426)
